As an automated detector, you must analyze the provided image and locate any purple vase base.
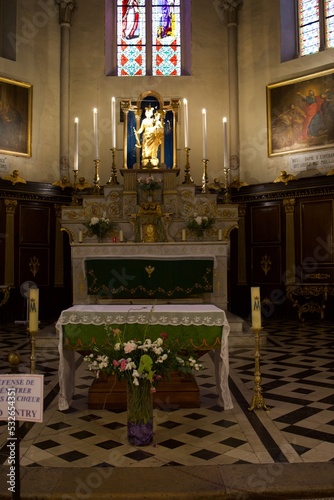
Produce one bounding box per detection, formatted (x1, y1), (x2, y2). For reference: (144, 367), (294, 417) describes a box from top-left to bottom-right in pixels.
(127, 419), (153, 446)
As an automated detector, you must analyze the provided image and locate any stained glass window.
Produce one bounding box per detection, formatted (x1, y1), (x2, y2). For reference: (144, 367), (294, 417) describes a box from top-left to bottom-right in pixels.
(152, 0), (181, 76)
(298, 0), (334, 55)
(115, 0), (183, 76)
(325, 0), (334, 48)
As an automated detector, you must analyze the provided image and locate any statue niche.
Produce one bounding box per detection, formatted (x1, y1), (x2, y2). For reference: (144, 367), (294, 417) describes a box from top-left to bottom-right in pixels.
(121, 91), (180, 170)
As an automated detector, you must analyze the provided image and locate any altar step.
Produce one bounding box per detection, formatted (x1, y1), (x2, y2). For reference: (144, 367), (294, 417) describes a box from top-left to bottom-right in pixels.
(88, 373), (200, 410)
(226, 311), (267, 348)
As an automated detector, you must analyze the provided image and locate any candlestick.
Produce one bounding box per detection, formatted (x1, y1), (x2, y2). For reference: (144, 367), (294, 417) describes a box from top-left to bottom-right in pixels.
(183, 98), (189, 148)
(93, 108), (99, 159)
(78, 229), (83, 243)
(223, 117), (228, 168)
(119, 229), (124, 242)
(218, 228), (223, 241)
(74, 117), (79, 171)
(251, 287), (261, 329)
(202, 108), (207, 159)
(201, 158), (208, 194)
(29, 288), (39, 332)
(182, 147), (194, 184)
(181, 229), (186, 241)
(111, 97), (116, 149)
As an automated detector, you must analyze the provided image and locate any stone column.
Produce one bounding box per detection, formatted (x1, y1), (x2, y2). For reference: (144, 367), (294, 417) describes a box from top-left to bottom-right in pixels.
(55, 0), (76, 181)
(283, 198), (296, 285)
(4, 200), (17, 286)
(218, 0), (243, 179)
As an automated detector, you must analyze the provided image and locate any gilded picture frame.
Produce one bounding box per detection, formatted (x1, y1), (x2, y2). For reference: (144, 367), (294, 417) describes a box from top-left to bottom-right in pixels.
(267, 68), (334, 157)
(0, 76), (32, 157)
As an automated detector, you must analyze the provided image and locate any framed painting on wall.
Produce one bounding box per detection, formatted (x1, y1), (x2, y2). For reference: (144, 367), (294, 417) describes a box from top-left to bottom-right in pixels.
(0, 76), (32, 157)
(267, 68), (334, 157)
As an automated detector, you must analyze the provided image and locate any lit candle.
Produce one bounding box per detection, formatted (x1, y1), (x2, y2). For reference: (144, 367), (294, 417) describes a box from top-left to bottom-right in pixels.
(181, 228), (186, 241)
(183, 98), (189, 148)
(78, 229), (83, 243)
(119, 229), (124, 242)
(251, 287), (261, 329)
(29, 288), (39, 332)
(74, 117), (79, 171)
(93, 108), (99, 159)
(202, 108), (207, 159)
(111, 97), (116, 149)
(223, 117), (228, 168)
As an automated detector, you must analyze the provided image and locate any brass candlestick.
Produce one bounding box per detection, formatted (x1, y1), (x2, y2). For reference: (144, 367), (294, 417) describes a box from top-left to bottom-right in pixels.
(183, 147), (194, 184)
(72, 169), (79, 205)
(107, 148), (119, 185)
(93, 159), (101, 195)
(28, 329), (38, 374)
(248, 327), (269, 412)
(223, 166), (231, 204)
(201, 158), (209, 193)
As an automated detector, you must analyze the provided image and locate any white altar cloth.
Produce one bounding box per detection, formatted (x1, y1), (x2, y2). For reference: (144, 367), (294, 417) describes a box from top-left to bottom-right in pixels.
(56, 304), (233, 411)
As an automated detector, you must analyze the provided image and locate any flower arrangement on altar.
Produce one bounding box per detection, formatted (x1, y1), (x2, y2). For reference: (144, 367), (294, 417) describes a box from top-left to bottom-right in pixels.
(84, 215), (118, 240)
(186, 214), (216, 238)
(137, 176), (162, 192)
(84, 328), (203, 390)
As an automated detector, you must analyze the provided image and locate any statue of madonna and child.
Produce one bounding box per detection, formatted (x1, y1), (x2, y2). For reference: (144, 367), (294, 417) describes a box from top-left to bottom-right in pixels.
(134, 105), (164, 168)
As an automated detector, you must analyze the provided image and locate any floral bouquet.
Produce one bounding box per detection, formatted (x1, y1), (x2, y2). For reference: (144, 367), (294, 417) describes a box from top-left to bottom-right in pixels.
(137, 176), (162, 192)
(84, 216), (118, 240)
(186, 215), (216, 238)
(84, 328), (203, 389)
(84, 328), (204, 446)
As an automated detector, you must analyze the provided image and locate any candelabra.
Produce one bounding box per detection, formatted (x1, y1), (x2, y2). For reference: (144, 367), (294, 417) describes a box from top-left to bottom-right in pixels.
(223, 166), (231, 204)
(201, 159), (209, 193)
(28, 329), (38, 374)
(248, 327), (269, 412)
(71, 169), (79, 205)
(93, 159), (101, 195)
(107, 148), (119, 185)
(182, 147), (194, 184)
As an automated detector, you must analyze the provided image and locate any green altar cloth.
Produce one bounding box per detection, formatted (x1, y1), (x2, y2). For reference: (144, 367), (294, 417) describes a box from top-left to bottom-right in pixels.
(84, 257), (214, 299)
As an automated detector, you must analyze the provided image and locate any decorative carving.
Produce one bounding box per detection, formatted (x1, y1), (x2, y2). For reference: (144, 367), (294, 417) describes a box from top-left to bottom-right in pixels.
(3, 170), (27, 185)
(29, 256), (40, 278)
(283, 198), (296, 214)
(55, 0), (76, 24)
(261, 255), (272, 276)
(274, 170), (297, 185)
(4, 200), (17, 214)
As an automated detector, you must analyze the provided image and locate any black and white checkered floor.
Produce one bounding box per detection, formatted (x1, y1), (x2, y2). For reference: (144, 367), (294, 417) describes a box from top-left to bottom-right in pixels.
(0, 319), (333, 468)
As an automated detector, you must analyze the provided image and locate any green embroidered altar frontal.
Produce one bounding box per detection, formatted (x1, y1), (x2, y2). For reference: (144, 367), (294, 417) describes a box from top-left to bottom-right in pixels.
(84, 257), (214, 299)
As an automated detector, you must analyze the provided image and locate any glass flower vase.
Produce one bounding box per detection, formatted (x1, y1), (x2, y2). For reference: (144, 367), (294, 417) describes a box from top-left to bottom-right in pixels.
(126, 380), (153, 446)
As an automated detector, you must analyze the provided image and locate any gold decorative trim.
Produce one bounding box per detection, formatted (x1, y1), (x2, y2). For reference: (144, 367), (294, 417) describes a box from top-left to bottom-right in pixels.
(224, 223), (238, 240)
(60, 227), (74, 243)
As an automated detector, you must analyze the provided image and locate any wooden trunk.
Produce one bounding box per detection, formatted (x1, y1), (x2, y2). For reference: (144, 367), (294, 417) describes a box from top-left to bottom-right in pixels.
(88, 372), (200, 410)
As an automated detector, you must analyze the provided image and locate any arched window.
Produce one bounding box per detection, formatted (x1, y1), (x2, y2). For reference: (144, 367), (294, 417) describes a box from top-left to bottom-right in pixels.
(280, 0), (334, 61)
(106, 0), (191, 76)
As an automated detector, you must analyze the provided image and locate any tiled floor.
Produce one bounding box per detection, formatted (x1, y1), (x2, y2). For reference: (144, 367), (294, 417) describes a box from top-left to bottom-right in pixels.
(0, 319), (333, 469)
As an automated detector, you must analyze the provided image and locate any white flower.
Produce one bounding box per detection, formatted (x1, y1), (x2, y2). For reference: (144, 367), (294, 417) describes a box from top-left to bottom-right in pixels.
(90, 217), (99, 225)
(114, 342), (121, 351)
(195, 216), (202, 225)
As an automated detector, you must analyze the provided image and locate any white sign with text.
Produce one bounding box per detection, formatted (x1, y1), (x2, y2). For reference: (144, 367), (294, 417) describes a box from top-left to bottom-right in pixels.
(0, 374), (44, 422)
(290, 149), (334, 172)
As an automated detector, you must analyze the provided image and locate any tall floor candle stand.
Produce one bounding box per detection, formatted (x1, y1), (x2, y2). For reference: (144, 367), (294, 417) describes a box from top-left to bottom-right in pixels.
(248, 327), (269, 412)
(29, 330), (38, 374)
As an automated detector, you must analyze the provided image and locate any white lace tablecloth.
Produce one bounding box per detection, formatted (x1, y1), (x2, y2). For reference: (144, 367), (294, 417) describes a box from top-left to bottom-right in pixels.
(56, 304), (233, 411)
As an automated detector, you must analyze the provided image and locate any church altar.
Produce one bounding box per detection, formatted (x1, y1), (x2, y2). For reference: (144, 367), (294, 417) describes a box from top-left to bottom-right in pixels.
(56, 304), (233, 411)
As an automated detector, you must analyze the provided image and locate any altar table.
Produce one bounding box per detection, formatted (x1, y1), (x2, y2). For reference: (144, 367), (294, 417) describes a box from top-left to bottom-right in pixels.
(56, 304), (233, 411)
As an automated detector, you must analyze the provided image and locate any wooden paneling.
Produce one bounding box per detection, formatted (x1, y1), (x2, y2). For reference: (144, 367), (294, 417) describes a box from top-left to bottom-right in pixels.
(300, 200), (333, 264)
(251, 204), (281, 243)
(19, 205), (50, 245)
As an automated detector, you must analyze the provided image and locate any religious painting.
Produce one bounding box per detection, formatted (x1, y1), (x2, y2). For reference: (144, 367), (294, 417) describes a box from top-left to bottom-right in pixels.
(267, 68), (334, 157)
(0, 76), (32, 157)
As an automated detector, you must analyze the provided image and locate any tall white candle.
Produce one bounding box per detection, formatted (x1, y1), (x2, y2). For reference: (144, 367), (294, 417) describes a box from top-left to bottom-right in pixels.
(74, 117), (79, 171)
(111, 97), (116, 149)
(223, 117), (228, 168)
(202, 108), (207, 159)
(29, 288), (39, 332)
(183, 98), (189, 148)
(93, 108), (99, 159)
(251, 287), (261, 329)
